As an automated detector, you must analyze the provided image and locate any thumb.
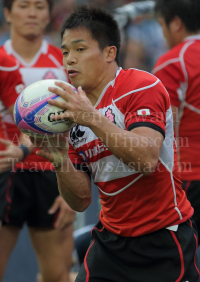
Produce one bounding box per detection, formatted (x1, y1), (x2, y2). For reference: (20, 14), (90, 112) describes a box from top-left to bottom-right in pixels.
(0, 138), (12, 147)
(78, 86), (86, 96)
(48, 197), (60, 214)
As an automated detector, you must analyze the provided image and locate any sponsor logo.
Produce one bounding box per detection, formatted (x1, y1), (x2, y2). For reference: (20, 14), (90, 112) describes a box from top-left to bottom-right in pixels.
(79, 151), (88, 162)
(105, 108), (115, 123)
(70, 124), (86, 146)
(43, 71), (57, 79)
(48, 110), (66, 122)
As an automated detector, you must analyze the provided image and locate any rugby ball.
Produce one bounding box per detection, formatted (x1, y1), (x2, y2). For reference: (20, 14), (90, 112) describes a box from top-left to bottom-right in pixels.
(14, 79), (75, 138)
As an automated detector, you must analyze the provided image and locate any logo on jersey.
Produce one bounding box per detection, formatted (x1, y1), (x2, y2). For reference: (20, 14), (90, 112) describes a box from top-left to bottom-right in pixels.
(70, 124), (86, 146)
(105, 108), (115, 123)
(137, 109), (150, 116)
(79, 151), (88, 162)
(43, 71), (57, 80)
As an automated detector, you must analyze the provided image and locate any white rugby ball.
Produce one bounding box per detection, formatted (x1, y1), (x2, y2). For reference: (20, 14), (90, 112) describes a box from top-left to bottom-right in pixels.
(14, 79), (75, 138)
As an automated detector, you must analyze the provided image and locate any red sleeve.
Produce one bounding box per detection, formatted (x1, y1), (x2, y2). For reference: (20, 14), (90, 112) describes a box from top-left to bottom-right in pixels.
(153, 60), (185, 108)
(68, 143), (83, 165)
(68, 144), (91, 176)
(120, 80), (170, 137)
(0, 54), (24, 108)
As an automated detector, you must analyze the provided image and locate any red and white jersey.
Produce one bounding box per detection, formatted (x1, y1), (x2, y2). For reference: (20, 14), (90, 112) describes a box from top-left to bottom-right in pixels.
(1, 39), (67, 170)
(153, 35), (200, 181)
(69, 68), (193, 237)
(0, 49), (24, 151)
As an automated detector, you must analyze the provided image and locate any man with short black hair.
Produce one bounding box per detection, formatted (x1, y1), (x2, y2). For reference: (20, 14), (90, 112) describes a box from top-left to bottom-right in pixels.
(153, 0), (200, 247)
(34, 6), (199, 282)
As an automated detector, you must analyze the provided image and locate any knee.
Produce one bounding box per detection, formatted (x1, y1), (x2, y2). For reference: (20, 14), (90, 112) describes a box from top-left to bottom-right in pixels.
(40, 267), (70, 282)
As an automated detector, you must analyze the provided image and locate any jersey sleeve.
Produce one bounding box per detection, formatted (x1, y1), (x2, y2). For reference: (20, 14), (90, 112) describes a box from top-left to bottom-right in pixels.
(122, 80), (170, 138)
(68, 144), (90, 177)
(0, 55), (24, 109)
(153, 60), (184, 108)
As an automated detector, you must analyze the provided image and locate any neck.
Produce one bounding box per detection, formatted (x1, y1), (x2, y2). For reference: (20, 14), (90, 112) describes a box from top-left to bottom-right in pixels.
(85, 63), (119, 106)
(11, 31), (44, 63)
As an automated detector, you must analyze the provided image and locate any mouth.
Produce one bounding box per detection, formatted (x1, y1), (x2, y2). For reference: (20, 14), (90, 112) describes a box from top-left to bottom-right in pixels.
(68, 70), (79, 78)
(26, 23), (37, 26)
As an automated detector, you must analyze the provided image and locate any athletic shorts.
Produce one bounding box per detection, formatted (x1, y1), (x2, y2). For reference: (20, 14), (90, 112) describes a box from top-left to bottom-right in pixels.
(0, 169), (59, 228)
(76, 220), (199, 282)
(183, 180), (200, 242)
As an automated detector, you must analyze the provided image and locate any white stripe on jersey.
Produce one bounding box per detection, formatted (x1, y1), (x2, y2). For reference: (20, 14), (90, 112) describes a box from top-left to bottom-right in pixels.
(0, 61), (19, 71)
(89, 154), (139, 183)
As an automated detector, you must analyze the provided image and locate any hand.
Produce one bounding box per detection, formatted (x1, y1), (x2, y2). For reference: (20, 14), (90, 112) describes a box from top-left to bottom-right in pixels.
(48, 82), (99, 127)
(30, 133), (69, 168)
(0, 139), (24, 172)
(48, 195), (75, 231)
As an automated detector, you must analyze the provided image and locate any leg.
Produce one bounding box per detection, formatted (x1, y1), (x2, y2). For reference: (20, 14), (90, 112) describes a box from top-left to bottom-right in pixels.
(0, 225), (20, 280)
(29, 224), (74, 282)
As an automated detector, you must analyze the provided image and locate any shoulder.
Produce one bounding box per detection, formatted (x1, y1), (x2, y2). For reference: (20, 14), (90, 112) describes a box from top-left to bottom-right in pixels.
(113, 68), (170, 109)
(0, 48), (18, 71)
(114, 68), (160, 99)
(153, 41), (190, 74)
(47, 43), (63, 60)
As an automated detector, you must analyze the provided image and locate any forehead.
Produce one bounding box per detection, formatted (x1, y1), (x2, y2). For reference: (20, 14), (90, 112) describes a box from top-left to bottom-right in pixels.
(14, 0), (48, 4)
(62, 27), (95, 45)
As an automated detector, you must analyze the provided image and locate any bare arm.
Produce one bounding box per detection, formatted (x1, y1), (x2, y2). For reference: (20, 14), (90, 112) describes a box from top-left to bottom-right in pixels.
(32, 134), (91, 212)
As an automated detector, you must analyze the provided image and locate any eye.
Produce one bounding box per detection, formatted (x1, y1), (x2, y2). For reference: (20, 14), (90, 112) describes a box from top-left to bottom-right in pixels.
(63, 51), (69, 56)
(36, 5), (45, 9)
(77, 48), (85, 52)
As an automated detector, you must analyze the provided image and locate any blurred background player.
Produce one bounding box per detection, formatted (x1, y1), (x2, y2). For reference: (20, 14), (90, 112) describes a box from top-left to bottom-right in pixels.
(0, 1), (75, 282)
(153, 0), (200, 250)
(0, 49), (27, 230)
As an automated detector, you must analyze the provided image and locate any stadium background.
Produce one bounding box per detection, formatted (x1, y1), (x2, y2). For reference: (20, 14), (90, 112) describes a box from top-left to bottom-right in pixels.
(0, 0), (183, 281)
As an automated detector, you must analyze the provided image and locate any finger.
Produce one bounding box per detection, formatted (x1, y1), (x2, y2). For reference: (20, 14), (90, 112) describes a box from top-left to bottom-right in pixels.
(48, 197), (60, 214)
(55, 81), (77, 96)
(0, 157), (13, 164)
(36, 149), (54, 162)
(0, 151), (10, 157)
(0, 138), (12, 146)
(48, 98), (69, 110)
(77, 86), (86, 97)
(48, 86), (72, 102)
(53, 213), (64, 230)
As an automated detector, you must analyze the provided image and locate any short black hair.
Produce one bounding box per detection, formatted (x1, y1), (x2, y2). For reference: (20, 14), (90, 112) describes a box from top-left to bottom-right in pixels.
(155, 0), (200, 32)
(61, 5), (121, 65)
(2, 0), (53, 13)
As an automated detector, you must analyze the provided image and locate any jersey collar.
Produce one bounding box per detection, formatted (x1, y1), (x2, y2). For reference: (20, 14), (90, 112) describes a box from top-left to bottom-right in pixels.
(94, 67), (122, 109)
(184, 34), (200, 41)
(4, 39), (48, 67)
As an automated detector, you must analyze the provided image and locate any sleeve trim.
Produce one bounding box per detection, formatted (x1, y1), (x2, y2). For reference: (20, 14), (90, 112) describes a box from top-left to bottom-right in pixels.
(128, 122), (165, 138)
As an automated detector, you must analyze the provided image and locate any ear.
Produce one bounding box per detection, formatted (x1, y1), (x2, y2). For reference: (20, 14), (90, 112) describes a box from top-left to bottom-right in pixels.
(4, 8), (11, 24)
(170, 16), (183, 32)
(104, 46), (117, 63)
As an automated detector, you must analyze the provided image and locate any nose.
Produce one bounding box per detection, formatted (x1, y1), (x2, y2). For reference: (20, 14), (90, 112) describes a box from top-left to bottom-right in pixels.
(28, 6), (37, 17)
(66, 52), (77, 65)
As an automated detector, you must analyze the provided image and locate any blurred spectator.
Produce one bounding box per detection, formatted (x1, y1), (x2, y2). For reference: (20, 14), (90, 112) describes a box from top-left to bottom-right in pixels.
(127, 17), (167, 71)
(123, 39), (147, 70)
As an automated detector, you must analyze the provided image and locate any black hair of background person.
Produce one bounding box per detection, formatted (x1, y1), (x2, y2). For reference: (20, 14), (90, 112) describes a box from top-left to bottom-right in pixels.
(155, 0), (200, 32)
